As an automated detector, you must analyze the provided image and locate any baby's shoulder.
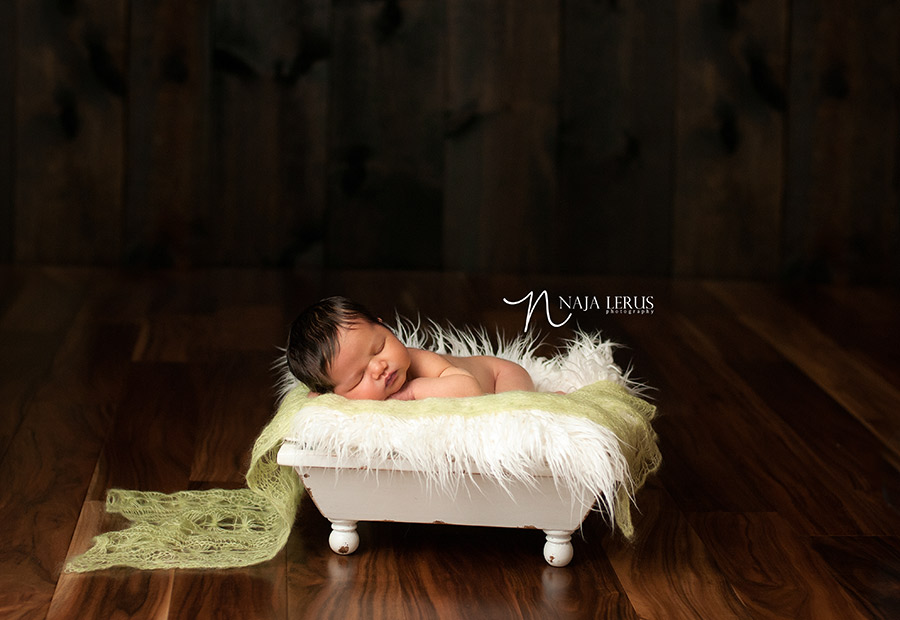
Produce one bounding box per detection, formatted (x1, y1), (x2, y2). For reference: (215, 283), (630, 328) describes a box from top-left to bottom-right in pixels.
(407, 347), (455, 376)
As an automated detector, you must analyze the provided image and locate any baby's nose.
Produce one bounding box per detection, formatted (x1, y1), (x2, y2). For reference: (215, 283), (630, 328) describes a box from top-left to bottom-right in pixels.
(370, 358), (387, 377)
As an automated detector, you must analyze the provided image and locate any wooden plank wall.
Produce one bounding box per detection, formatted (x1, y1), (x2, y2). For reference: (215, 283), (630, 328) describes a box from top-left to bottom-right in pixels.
(2, 0), (898, 282)
(13, 0), (127, 264)
(0, 0), (12, 263)
(786, 0), (900, 284)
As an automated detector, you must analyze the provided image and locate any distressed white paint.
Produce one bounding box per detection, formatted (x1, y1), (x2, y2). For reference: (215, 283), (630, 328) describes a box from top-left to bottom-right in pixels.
(278, 443), (595, 566)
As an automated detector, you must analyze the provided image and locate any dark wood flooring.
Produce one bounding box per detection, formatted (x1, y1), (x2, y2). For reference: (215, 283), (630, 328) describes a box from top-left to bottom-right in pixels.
(1, 267), (898, 619)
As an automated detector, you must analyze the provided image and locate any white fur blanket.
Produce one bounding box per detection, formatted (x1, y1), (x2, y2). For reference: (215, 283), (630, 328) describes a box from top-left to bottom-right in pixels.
(277, 321), (659, 537)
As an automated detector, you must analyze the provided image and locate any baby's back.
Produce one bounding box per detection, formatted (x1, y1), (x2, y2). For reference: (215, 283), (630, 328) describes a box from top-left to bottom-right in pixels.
(438, 355), (507, 394)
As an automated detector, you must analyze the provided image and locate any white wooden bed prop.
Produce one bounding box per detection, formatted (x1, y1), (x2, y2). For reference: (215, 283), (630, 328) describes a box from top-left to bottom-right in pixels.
(275, 324), (660, 567)
(278, 446), (594, 567)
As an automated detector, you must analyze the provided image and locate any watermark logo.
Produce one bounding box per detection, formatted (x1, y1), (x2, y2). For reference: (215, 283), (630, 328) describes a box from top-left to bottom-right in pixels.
(503, 291), (572, 332)
(504, 290), (654, 331)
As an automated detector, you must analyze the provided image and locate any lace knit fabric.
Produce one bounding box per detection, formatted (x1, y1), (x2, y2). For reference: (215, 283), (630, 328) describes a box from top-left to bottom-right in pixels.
(65, 395), (302, 572)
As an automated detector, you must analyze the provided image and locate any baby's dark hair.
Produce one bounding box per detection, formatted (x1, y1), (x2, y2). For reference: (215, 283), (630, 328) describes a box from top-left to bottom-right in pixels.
(286, 296), (382, 393)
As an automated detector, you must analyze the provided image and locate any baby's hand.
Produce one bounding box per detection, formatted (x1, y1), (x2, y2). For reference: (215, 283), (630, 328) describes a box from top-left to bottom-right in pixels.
(388, 382), (416, 401)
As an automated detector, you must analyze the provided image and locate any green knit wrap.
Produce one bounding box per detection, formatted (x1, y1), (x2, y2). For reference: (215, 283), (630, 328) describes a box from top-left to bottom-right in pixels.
(65, 392), (303, 572)
(66, 381), (659, 572)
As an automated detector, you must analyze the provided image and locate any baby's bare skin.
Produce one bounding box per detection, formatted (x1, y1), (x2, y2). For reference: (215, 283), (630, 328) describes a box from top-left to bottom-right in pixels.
(438, 354), (534, 395)
(320, 320), (535, 401)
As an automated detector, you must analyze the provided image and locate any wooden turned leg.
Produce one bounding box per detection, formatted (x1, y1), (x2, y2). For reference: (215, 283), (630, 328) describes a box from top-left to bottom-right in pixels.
(543, 530), (574, 567)
(329, 520), (359, 555)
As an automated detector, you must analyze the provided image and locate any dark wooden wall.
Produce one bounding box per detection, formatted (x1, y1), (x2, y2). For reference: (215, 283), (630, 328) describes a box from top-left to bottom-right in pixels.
(1, 0), (898, 282)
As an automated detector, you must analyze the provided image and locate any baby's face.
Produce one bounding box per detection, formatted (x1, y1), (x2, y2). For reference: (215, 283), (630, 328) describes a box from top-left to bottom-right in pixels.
(328, 320), (410, 400)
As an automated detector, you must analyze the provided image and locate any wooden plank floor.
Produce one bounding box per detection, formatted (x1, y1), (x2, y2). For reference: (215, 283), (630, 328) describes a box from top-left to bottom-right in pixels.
(1, 267), (898, 619)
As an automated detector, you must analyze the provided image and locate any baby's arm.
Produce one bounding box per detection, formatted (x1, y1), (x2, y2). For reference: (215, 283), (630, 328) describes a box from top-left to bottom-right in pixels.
(389, 349), (483, 400)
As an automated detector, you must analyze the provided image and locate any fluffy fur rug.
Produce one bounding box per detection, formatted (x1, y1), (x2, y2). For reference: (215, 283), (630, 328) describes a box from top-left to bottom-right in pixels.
(278, 319), (658, 535)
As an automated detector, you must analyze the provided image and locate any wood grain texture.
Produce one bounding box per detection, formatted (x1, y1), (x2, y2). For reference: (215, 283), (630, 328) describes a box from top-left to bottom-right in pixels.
(785, 0), (900, 284)
(671, 284), (900, 535)
(272, 0), (331, 269)
(613, 293), (900, 536)
(3, 268), (899, 618)
(0, 281), (132, 618)
(0, 402), (110, 619)
(89, 363), (197, 496)
(706, 281), (900, 461)
(3, 2), (900, 282)
(673, 0), (787, 278)
(126, 0), (211, 268)
(781, 285), (900, 387)
(189, 353), (280, 484)
(13, 0), (126, 263)
(605, 484), (752, 620)
(327, 0), (444, 270)
(288, 509), (638, 619)
(49, 501), (176, 620)
(0, 0), (12, 262)
(558, 0), (675, 276)
(686, 512), (872, 619)
(811, 535), (900, 620)
(0, 269), (24, 325)
(443, 0), (559, 273)
(168, 562), (288, 620)
(207, 0), (323, 268)
(0, 269), (88, 460)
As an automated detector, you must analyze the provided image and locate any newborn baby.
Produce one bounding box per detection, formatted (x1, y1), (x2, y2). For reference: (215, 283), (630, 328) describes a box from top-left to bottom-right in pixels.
(286, 296), (535, 400)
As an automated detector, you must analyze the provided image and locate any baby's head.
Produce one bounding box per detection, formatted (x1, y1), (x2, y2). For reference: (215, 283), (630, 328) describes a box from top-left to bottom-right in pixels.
(287, 297), (410, 399)
(286, 296), (382, 393)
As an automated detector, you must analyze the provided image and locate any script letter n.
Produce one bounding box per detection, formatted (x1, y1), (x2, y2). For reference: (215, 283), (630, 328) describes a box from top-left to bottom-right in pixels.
(503, 290), (572, 332)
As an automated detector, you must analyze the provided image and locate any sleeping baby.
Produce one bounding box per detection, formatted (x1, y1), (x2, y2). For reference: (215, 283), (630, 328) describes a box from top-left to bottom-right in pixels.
(286, 296), (535, 400)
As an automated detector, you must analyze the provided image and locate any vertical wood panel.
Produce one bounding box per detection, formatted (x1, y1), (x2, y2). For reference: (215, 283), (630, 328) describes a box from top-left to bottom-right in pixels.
(210, 0), (278, 266)
(276, 0), (331, 268)
(328, 0), (445, 270)
(14, 0), (126, 264)
(444, 0), (559, 273)
(206, 0), (313, 267)
(0, 1), (13, 262)
(673, 0), (788, 278)
(558, 0), (676, 276)
(3, 2), (898, 282)
(126, 0), (211, 267)
(784, 0), (900, 284)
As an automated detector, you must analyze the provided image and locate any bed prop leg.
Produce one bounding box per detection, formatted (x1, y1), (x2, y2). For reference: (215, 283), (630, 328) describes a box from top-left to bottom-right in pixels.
(542, 530), (574, 567)
(329, 520), (359, 555)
